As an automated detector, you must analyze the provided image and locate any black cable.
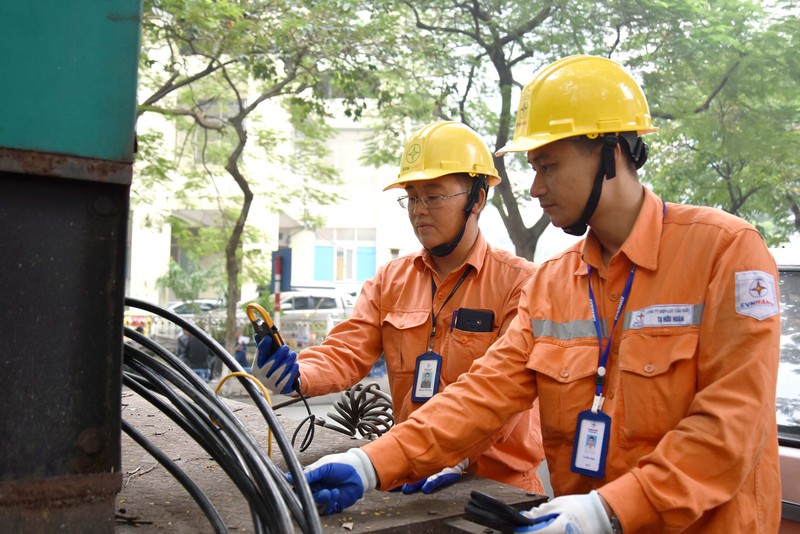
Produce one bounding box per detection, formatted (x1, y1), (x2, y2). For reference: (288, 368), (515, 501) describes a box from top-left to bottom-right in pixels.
(126, 338), (310, 532)
(122, 299), (322, 534)
(124, 331), (310, 532)
(122, 364), (276, 528)
(121, 419), (228, 534)
(124, 341), (297, 533)
(124, 367), (273, 534)
(289, 392), (317, 452)
(123, 348), (291, 532)
(126, 297), (319, 530)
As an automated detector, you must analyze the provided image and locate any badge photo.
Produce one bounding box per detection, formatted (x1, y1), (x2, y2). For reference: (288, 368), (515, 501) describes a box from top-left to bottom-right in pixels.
(570, 409), (611, 478)
(412, 351), (442, 403)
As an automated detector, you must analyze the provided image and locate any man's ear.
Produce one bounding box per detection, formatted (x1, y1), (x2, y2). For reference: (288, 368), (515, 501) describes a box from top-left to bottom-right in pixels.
(614, 140), (638, 174)
(471, 187), (487, 215)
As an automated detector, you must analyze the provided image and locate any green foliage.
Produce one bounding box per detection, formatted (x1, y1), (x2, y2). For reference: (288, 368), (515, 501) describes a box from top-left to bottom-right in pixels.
(132, 130), (176, 205)
(169, 215), (228, 260)
(137, 0), (394, 346)
(156, 258), (216, 303)
(352, 0), (800, 254)
(136, 0), (799, 266)
(639, 1), (800, 244)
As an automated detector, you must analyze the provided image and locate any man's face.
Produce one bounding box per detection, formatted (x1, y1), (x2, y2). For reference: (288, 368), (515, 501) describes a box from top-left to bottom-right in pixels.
(404, 174), (471, 249)
(527, 139), (599, 229)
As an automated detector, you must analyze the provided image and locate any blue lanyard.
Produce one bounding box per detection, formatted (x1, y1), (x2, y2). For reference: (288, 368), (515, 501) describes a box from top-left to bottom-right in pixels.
(587, 263), (636, 413)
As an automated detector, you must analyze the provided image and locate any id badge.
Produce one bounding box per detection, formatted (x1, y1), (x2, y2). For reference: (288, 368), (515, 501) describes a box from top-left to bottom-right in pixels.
(570, 409), (611, 478)
(411, 351), (442, 402)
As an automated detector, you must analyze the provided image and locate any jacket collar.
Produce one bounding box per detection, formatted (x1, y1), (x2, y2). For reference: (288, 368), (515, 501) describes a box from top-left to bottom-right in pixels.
(579, 187), (663, 276)
(413, 231), (486, 278)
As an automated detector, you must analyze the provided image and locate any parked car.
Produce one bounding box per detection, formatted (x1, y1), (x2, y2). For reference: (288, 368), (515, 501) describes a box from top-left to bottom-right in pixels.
(777, 265), (800, 532)
(277, 290), (355, 322)
(167, 299), (225, 316)
(151, 298), (238, 349)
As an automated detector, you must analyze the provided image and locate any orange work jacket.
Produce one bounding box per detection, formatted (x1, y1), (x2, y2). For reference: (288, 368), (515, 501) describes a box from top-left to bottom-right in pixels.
(363, 188), (781, 532)
(298, 232), (545, 492)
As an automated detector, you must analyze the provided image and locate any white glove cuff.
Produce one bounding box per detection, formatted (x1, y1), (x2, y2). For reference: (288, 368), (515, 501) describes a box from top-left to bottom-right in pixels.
(349, 448), (378, 493)
(428, 458), (469, 481)
(589, 490), (614, 533)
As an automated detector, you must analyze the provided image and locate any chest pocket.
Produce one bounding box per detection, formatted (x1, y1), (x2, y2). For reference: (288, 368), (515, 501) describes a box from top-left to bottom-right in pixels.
(528, 342), (597, 440)
(381, 310), (430, 374)
(443, 316), (498, 380)
(617, 331), (698, 444)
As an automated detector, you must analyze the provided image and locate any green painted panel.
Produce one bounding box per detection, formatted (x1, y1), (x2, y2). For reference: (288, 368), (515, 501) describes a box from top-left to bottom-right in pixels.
(0, 1), (142, 162)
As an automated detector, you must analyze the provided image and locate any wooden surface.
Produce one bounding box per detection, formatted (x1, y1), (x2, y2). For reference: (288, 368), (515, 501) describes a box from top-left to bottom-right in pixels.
(116, 387), (545, 533)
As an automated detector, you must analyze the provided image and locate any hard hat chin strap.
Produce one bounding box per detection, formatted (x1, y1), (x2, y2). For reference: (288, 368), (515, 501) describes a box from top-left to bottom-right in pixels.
(428, 176), (487, 257)
(429, 224), (467, 257)
(563, 135), (619, 237)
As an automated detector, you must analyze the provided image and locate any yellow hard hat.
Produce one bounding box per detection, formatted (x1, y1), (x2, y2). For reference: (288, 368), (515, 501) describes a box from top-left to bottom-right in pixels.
(496, 55), (658, 156)
(384, 121), (501, 191)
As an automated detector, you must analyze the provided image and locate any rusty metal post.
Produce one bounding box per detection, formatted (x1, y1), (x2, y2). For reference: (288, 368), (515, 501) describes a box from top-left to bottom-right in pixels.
(0, 1), (141, 532)
(0, 151), (131, 533)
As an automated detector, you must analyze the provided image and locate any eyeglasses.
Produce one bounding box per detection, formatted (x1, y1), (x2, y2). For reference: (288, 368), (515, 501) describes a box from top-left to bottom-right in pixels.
(397, 191), (469, 210)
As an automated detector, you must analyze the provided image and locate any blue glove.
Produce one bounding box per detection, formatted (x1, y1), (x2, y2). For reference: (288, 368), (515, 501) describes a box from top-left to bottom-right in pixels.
(288, 448), (378, 515)
(514, 491), (612, 533)
(402, 459), (469, 494)
(251, 334), (300, 395)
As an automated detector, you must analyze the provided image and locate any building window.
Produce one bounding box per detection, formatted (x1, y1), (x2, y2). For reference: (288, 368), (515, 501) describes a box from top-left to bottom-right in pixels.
(336, 248), (353, 280)
(314, 228), (376, 283)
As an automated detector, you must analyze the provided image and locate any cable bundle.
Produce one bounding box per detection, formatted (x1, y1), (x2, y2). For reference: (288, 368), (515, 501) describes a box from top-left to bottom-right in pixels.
(122, 297), (321, 534)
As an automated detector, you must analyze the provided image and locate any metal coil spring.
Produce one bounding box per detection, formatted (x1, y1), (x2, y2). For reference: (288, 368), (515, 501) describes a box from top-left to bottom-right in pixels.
(315, 382), (394, 440)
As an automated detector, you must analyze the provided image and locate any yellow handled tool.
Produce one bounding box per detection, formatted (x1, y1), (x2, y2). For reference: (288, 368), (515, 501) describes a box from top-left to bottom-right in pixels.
(246, 303), (285, 356)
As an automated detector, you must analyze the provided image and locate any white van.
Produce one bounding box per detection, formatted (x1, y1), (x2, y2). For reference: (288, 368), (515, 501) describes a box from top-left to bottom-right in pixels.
(278, 290), (355, 322)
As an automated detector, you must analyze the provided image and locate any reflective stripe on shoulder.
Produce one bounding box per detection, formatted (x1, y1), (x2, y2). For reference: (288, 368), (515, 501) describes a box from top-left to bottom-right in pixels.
(531, 319), (600, 340)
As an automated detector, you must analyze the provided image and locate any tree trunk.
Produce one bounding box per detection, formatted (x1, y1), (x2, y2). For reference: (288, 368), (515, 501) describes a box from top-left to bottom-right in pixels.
(489, 65), (549, 261)
(223, 117), (253, 360)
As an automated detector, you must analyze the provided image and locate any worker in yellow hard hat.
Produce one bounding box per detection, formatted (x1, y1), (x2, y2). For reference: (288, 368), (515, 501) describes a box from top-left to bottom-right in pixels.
(283, 56), (781, 533)
(252, 121), (545, 497)
(384, 121), (501, 258)
(495, 53), (657, 236)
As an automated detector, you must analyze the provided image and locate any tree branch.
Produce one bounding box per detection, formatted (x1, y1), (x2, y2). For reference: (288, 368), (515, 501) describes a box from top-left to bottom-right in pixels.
(138, 105), (225, 130)
(655, 59), (743, 120)
(693, 60), (741, 114)
(137, 58), (237, 117)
